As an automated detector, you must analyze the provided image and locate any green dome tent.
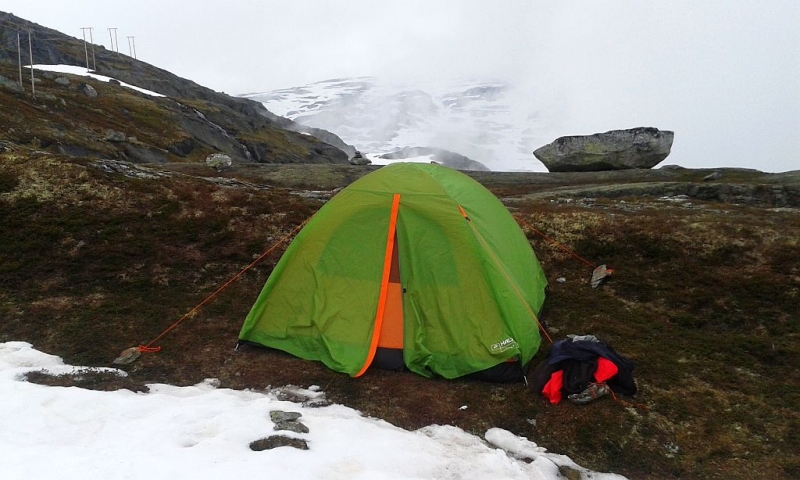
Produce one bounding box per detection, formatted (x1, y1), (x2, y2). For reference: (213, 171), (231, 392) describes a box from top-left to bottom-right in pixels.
(238, 163), (547, 380)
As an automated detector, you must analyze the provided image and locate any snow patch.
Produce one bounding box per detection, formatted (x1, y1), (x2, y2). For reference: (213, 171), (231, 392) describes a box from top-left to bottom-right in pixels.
(28, 64), (165, 97)
(0, 341), (625, 479)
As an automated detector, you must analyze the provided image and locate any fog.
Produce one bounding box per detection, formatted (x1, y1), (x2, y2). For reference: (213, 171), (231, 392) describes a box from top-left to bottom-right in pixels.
(4, 1), (798, 171)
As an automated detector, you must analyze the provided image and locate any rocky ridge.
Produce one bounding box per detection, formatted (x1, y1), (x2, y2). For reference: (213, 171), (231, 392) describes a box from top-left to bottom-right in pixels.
(0, 11), (352, 166)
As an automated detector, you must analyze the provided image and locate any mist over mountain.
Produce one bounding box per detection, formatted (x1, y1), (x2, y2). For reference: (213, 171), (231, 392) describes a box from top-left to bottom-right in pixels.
(242, 78), (550, 172)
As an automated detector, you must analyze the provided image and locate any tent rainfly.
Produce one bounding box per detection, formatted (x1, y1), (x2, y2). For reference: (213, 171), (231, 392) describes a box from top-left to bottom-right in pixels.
(238, 162), (548, 381)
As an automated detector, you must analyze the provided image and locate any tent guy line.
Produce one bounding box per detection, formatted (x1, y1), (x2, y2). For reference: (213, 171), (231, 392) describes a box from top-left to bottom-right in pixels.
(113, 217), (311, 365)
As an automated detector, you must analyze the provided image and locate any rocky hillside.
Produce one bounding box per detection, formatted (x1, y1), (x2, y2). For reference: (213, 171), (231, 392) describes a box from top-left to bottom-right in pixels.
(0, 11), (352, 165)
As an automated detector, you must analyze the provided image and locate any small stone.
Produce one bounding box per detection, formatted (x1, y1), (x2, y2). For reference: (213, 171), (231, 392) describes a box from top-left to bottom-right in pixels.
(112, 347), (141, 365)
(249, 435), (309, 451)
(270, 410), (302, 423)
(591, 264), (613, 289)
(273, 420), (309, 434)
(79, 83), (98, 98)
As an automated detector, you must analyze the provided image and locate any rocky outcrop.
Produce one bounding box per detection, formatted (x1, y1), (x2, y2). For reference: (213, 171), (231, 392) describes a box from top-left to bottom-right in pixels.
(122, 143), (168, 164)
(534, 127), (674, 172)
(380, 147), (490, 171)
(349, 151), (371, 165)
(281, 121), (357, 159)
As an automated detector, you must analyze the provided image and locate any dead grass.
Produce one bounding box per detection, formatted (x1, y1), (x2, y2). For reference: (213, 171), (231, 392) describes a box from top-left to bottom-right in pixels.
(1, 152), (798, 479)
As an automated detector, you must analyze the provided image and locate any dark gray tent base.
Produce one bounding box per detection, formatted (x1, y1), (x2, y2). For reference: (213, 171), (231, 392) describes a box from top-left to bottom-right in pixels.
(373, 347), (527, 383)
(236, 343), (527, 383)
(372, 348), (406, 372)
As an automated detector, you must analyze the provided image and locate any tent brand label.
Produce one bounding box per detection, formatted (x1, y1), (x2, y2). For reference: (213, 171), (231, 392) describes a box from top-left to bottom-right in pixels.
(491, 337), (518, 353)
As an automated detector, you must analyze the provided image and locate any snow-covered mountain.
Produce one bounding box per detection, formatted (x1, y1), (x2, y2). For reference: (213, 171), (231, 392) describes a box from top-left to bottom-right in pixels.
(241, 78), (549, 172)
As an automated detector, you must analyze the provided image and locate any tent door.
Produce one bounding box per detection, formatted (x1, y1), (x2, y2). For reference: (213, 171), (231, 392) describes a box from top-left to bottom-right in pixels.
(372, 232), (405, 371)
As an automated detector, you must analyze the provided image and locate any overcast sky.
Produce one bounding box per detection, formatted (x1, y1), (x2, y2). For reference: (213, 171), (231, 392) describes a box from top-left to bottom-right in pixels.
(4, 1), (799, 172)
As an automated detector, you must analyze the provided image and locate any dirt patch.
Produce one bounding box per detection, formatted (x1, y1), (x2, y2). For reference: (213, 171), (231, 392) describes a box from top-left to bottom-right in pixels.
(24, 368), (150, 393)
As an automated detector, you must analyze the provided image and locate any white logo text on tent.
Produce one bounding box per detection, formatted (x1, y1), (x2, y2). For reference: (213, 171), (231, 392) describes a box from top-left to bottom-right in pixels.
(490, 337), (518, 353)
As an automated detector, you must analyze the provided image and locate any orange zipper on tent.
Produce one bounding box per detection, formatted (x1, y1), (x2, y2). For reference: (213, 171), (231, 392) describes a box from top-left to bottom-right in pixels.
(355, 193), (401, 377)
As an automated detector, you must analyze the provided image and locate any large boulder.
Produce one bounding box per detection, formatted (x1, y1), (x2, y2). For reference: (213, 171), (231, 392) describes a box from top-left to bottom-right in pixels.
(534, 127), (674, 172)
(206, 153), (233, 171)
